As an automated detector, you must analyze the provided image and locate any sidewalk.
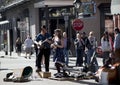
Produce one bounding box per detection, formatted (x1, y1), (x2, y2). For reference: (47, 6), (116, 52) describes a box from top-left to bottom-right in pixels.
(0, 50), (26, 58)
(0, 51), (102, 85)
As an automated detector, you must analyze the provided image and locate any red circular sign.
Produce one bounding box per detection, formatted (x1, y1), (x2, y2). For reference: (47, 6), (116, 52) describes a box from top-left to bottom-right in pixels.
(72, 19), (84, 31)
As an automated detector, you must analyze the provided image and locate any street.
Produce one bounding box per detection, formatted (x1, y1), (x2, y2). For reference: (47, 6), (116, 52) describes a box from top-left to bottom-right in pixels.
(0, 51), (103, 85)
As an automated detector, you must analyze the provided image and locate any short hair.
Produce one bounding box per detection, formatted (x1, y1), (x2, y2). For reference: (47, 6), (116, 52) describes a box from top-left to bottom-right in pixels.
(104, 31), (108, 35)
(42, 25), (46, 29)
(114, 27), (120, 33)
(41, 25), (47, 30)
(82, 32), (86, 35)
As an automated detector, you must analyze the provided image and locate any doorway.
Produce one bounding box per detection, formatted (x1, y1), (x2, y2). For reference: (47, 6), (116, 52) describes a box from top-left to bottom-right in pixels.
(49, 19), (65, 36)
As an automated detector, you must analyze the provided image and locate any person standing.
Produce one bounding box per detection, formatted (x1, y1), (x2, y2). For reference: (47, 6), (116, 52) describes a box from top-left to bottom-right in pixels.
(51, 29), (65, 74)
(74, 33), (85, 66)
(101, 31), (112, 65)
(114, 28), (120, 58)
(81, 32), (92, 65)
(15, 37), (22, 56)
(24, 35), (34, 59)
(35, 25), (52, 72)
(88, 31), (97, 51)
(87, 31), (97, 64)
(63, 32), (71, 66)
(114, 28), (120, 50)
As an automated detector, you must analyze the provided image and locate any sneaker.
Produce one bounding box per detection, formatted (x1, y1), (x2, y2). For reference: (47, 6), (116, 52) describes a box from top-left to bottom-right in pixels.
(25, 57), (27, 59)
(55, 73), (63, 78)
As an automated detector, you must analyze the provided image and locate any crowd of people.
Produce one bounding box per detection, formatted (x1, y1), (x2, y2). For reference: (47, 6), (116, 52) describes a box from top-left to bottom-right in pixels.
(15, 25), (120, 76)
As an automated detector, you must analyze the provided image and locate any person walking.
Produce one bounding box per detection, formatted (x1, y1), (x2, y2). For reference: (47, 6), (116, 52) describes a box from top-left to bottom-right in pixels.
(63, 32), (71, 66)
(35, 25), (52, 72)
(74, 32), (85, 66)
(15, 37), (22, 56)
(24, 35), (34, 59)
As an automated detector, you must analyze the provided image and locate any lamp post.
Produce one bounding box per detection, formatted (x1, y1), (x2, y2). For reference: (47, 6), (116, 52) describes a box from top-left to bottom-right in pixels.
(73, 0), (82, 18)
(62, 10), (71, 33)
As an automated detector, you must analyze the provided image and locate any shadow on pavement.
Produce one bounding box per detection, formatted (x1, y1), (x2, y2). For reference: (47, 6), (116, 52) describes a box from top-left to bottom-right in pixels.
(69, 79), (99, 85)
(0, 68), (9, 71)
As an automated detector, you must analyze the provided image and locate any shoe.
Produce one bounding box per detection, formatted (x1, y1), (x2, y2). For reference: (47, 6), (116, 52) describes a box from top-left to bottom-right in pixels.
(63, 72), (70, 77)
(25, 57), (27, 59)
(29, 57), (31, 59)
(54, 73), (63, 78)
(36, 68), (41, 72)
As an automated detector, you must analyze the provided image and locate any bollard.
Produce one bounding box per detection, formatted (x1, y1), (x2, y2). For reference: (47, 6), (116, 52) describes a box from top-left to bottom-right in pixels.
(5, 51), (8, 55)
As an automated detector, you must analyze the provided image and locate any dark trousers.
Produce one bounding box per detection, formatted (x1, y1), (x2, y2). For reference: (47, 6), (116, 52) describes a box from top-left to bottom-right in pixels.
(102, 51), (110, 65)
(35, 48), (38, 57)
(76, 49), (84, 66)
(36, 48), (51, 72)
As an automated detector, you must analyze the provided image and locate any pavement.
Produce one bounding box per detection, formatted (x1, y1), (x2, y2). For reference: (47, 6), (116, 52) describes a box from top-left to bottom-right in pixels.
(0, 51), (103, 85)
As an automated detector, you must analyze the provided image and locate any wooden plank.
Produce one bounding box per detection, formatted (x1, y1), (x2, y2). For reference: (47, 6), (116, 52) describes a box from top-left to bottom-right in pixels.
(37, 72), (51, 78)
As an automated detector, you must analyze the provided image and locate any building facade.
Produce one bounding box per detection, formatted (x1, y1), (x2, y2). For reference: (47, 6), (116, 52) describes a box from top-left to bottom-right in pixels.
(0, 0), (112, 55)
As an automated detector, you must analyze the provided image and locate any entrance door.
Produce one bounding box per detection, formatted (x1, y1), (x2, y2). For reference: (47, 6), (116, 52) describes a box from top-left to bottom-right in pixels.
(49, 19), (65, 36)
(49, 19), (57, 36)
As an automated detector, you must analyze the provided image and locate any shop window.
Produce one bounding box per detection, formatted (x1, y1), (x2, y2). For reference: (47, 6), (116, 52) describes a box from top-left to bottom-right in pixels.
(48, 7), (74, 18)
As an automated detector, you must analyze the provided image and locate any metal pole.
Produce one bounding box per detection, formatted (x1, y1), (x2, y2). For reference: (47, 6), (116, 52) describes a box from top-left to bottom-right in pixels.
(64, 15), (69, 33)
(45, 5), (49, 32)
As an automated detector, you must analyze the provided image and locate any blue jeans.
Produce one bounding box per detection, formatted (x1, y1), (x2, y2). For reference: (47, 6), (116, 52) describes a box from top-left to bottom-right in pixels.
(63, 49), (69, 65)
(86, 48), (94, 65)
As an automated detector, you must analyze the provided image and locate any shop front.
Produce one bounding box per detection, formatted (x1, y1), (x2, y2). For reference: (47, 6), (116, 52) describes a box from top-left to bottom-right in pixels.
(34, 0), (74, 37)
(34, 0), (99, 55)
(39, 6), (75, 37)
(0, 20), (13, 55)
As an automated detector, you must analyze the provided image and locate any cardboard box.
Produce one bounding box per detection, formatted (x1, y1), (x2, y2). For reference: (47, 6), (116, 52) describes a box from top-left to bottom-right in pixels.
(38, 72), (51, 78)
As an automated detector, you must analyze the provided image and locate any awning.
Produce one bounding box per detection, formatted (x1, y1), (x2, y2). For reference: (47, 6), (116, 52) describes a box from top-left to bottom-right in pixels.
(34, 0), (73, 8)
(0, 20), (9, 25)
(3, 0), (30, 10)
(111, 0), (120, 14)
(0, 20), (12, 30)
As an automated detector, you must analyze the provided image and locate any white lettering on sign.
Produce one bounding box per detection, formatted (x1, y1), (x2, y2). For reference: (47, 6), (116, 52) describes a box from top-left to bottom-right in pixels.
(73, 23), (83, 27)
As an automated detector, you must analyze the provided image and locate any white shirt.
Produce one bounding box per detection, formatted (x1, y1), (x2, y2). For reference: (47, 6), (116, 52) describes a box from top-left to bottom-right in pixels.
(24, 38), (33, 48)
(101, 38), (111, 52)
